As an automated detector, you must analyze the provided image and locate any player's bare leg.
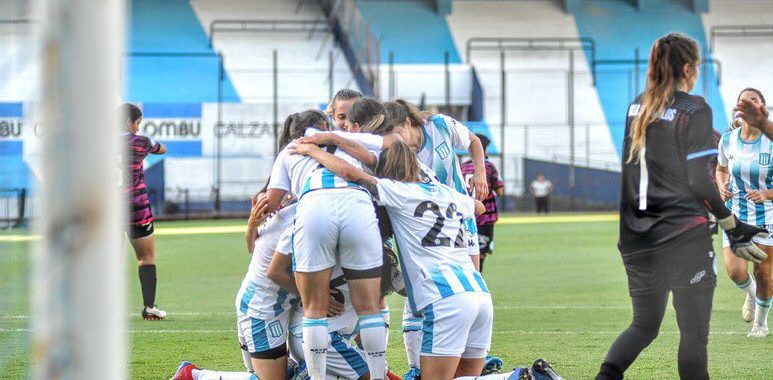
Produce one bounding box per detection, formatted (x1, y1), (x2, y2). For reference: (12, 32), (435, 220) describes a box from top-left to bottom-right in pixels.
(251, 356), (287, 380)
(420, 356), (460, 380)
(749, 245), (773, 337)
(296, 268), (334, 380)
(454, 357), (486, 378)
(349, 277), (388, 379)
(723, 246), (756, 322)
(130, 234), (165, 320)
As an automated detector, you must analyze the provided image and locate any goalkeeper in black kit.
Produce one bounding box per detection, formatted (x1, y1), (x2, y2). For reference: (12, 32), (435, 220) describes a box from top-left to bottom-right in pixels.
(596, 33), (768, 380)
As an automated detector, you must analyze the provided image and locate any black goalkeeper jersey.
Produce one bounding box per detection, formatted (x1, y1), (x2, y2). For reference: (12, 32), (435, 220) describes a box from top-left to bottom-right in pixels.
(619, 91), (729, 256)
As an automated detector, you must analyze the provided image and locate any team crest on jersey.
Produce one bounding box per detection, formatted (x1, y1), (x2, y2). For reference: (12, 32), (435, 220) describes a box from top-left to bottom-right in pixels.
(760, 153), (771, 167)
(268, 320), (284, 338)
(435, 142), (450, 160)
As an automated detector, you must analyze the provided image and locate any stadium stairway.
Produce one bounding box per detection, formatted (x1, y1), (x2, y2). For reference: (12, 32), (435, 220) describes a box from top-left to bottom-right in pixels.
(446, 0), (619, 195)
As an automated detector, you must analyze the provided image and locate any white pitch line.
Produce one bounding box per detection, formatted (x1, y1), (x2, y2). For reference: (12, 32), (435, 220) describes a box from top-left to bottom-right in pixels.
(0, 328), (752, 335)
(0, 305), (746, 320)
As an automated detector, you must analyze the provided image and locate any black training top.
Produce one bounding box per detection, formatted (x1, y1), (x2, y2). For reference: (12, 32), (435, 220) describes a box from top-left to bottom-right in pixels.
(618, 91), (731, 256)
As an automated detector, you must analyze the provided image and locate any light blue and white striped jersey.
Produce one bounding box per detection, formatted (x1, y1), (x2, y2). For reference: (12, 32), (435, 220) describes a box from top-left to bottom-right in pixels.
(268, 129), (383, 198)
(235, 204), (298, 319)
(417, 114), (473, 195)
(416, 115), (479, 252)
(375, 179), (489, 314)
(718, 128), (773, 226)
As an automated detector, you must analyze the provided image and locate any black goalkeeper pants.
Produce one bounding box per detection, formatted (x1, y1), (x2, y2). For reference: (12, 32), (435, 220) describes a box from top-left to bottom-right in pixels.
(597, 228), (716, 380)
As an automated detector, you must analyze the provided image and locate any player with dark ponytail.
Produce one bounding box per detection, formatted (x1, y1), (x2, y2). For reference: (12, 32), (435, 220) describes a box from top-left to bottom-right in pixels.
(122, 103), (168, 321)
(597, 33), (768, 380)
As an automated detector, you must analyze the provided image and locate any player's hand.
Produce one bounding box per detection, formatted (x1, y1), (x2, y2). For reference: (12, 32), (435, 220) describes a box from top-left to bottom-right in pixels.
(734, 98), (770, 131)
(245, 226), (257, 254)
(472, 171), (489, 200)
(721, 216), (769, 263)
(296, 132), (335, 146)
(745, 190), (767, 203)
(474, 199), (486, 216)
(253, 193), (270, 221)
(289, 142), (322, 157)
(327, 289), (345, 317)
(719, 185), (732, 201)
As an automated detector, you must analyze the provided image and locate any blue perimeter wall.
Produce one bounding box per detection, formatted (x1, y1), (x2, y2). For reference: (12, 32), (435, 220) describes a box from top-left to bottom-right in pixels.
(524, 158), (620, 206)
(0, 103), (29, 190)
(572, 0), (727, 156)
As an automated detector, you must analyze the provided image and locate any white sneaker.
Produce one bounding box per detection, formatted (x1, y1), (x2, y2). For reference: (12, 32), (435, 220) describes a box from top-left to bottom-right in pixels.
(743, 294), (756, 323)
(747, 324), (768, 338)
(142, 306), (167, 320)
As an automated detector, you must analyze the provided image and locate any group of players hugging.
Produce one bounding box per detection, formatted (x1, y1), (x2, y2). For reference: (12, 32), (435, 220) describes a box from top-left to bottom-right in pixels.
(117, 89), (564, 380)
(123, 32), (773, 380)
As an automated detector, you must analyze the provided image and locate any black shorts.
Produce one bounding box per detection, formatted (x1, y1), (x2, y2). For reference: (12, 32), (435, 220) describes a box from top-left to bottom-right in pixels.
(127, 222), (154, 240)
(477, 223), (494, 255)
(622, 226), (716, 296)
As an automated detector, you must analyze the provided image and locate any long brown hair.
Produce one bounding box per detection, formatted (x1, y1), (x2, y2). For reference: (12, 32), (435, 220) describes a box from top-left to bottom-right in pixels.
(277, 109), (327, 151)
(628, 33), (700, 163)
(384, 99), (432, 130)
(348, 97), (392, 135)
(376, 140), (420, 182)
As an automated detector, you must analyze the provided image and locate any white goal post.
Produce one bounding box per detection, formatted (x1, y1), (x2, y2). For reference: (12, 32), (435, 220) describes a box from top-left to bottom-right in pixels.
(33, 0), (126, 379)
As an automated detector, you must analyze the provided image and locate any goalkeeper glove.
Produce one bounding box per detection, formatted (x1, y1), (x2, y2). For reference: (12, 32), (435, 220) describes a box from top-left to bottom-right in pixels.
(718, 215), (769, 263)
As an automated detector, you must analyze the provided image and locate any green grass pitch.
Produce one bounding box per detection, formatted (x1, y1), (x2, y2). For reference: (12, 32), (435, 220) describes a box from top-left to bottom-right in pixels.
(1, 215), (771, 379)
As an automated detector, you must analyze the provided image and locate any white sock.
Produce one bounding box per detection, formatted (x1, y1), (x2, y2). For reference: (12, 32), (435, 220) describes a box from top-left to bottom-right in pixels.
(737, 275), (757, 297)
(358, 313), (387, 379)
(402, 310), (423, 369)
(191, 369), (257, 380)
(302, 317), (330, 380)
(381, 305), (391, 348)
(238, 336), (254, 372)
(754, 296), (771, 326)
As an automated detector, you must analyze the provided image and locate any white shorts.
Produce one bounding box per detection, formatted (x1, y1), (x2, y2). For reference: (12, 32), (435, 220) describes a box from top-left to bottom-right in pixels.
(289, 321), (369, 379)
(236, 309), (290, 355)
(421, 292), (493, 358)
(293, 189), (382, 273)
(722, 224), (773, 248)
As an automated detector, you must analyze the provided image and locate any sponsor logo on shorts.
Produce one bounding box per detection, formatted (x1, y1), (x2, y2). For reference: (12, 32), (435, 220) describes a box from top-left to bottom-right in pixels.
(690, 270), (706, 284)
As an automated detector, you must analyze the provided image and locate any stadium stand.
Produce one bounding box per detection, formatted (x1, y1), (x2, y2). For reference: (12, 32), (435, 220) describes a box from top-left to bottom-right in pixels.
(3, 0), (773, 219)
(702, 0), (773, 121)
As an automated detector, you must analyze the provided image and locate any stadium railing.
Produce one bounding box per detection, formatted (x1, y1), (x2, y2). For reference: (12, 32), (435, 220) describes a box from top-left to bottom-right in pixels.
(0, 188), (33, 229)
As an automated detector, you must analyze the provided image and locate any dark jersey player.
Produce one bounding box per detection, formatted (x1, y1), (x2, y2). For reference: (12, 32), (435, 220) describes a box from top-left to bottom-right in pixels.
(596, 33), (767, 380)
(123, 103), (168, 321)
(461, 134), (504, 274)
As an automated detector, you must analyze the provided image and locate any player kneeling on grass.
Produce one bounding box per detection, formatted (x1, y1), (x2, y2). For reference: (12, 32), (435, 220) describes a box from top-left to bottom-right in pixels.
(171, 234), (404, 380)
(171, 190), (298, 380)
(291, 140), (494, 380)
